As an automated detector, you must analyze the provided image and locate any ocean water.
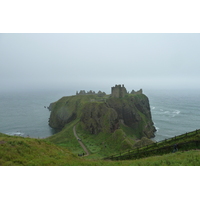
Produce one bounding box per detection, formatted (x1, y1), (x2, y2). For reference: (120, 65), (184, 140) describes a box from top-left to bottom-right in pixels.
(0, 89), (74, 138)
(146, 89), (200, 141)
(0, 89), (200, 141)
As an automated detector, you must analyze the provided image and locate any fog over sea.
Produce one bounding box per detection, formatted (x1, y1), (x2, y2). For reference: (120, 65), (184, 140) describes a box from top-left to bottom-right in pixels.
(0, 89), (200, 141)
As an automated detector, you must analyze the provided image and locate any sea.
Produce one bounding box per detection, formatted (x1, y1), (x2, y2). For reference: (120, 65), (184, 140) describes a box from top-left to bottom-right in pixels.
(0, 89), (200, 141)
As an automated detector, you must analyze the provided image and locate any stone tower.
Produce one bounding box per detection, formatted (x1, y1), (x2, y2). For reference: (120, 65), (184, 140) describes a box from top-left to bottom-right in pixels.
(111, 84), (127, 98)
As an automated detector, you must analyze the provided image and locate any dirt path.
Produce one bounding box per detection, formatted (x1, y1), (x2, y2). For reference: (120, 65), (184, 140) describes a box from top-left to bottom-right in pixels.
(73, 125), (90, 156)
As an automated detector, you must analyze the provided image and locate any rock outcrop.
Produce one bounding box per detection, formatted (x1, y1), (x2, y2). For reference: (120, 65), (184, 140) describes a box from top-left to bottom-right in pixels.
(106, 94), (156, 138)
(81, 102), (119, 134)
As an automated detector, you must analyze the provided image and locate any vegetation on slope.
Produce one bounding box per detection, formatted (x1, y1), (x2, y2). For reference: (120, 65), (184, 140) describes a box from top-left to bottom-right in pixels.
(46, 119), (86, 155)
(47, 92), (156, 158)
(1, 132), (200, 166)
(106, 129), (200, 160)
(48, 94), (110, 129)
(75, 122), (135, 159)
(46, 120), (135, 159)
(2, 89), (199, 166)
(0, 132), (77, 166)
(48, 93), (156, 138)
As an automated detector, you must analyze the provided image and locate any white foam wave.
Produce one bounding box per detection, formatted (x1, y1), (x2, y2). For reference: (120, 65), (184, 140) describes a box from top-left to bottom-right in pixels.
(155, 126), (160, 132)
(173, 110), (180, 115)
(6, 131), (25, 136)
(172, 110), (181, 117)
(157, 108), (181, 118)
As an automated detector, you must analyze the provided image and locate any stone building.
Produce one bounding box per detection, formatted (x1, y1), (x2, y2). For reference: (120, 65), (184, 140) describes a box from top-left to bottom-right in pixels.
(111, 84), (128, 98)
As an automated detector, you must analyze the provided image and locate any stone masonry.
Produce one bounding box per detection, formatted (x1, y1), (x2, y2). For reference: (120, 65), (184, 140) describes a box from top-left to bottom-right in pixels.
(111, 84), (128, 98)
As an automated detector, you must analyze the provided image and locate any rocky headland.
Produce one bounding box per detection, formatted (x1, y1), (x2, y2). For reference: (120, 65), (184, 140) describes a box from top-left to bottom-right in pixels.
(48, 85), (156, 142)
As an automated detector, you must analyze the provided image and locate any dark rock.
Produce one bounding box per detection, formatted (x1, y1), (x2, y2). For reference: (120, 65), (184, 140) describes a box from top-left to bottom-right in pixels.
(81, 103), (119, 134)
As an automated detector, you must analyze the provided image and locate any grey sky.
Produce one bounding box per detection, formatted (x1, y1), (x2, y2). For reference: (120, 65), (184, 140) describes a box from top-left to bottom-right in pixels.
(1, 33), (200, 94)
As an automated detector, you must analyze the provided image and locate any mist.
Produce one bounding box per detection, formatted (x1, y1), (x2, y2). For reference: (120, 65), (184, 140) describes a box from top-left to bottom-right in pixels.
(1, 33), (200, 94)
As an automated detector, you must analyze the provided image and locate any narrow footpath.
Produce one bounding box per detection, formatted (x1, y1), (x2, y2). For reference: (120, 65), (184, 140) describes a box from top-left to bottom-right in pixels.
(73, 125), (90, 156)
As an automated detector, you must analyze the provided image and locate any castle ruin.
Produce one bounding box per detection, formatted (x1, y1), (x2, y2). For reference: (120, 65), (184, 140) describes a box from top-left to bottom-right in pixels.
(111, 84), (128, 98)
(111, 84), (143, 98)
(75, 85), (142, 98)
(76, 90), (106, 97)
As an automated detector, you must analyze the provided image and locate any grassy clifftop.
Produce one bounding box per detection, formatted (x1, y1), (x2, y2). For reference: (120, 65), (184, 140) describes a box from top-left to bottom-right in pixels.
(48, 94), (109, 129)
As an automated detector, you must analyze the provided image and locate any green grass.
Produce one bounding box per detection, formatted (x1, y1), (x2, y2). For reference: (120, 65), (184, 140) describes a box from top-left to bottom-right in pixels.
(120, 124), (138, 139)
(47, 114), (137, 160)
(46, 119), (85, 155)
(47, 115), (200, 161)
(0, 132), (77, 166)
(48, 92), (155, 157)
(129, 150), (200, 166)
(0, 132), (200, 166)
(75, 122), (135, 159)
(107, 129), (200, 160)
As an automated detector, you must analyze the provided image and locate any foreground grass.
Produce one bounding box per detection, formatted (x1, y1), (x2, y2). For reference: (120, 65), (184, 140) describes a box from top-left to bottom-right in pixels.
(0, 132), (199, 166)
(0, 132), (78, 166)
(46, 119), (85, 156)
(107, 129), (200, 160)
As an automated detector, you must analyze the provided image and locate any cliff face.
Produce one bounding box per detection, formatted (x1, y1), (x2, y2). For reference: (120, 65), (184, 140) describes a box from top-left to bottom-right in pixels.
(81, 103), (119, 134)
(48, 93), (156, 139)
(106, 94), (156, 138)
(48, 96), (79, 129)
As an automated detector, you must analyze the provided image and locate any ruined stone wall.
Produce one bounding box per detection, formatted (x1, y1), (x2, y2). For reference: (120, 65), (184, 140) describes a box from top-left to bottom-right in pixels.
(130, 89), (143, 94)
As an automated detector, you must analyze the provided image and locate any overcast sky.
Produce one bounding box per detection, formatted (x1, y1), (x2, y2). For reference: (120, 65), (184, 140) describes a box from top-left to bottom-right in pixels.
(1, 33), (200, 94)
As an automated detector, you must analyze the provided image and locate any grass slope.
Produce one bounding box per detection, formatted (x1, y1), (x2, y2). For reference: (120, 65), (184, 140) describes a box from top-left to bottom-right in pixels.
(1, 132), (200, 166)
(0, 132), (77, 166)
(46, 119), (85, 155)
(48, 120), (136, 159)
(107, 129), (200, 160)
(77, 122), (137, 159)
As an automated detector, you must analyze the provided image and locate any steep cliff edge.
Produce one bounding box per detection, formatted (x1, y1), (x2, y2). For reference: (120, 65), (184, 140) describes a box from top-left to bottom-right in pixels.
(48, 92), (156, 139)
(80, 102), (119, 135)
(106, 94), (156, 138)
